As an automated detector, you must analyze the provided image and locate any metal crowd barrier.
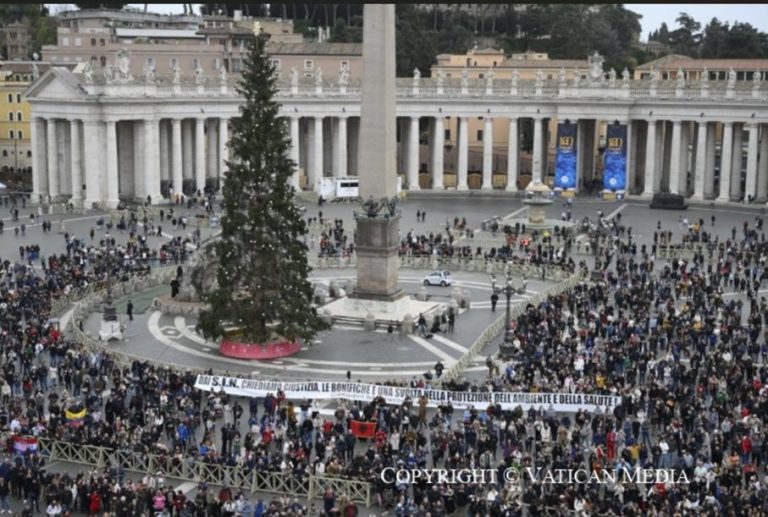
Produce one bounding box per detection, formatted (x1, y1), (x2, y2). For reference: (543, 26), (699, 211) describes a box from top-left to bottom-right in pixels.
(34, 437), (372, 506)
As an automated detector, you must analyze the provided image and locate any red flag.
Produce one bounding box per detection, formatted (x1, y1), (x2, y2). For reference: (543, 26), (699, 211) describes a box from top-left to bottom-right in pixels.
(350, 420), (376, 439)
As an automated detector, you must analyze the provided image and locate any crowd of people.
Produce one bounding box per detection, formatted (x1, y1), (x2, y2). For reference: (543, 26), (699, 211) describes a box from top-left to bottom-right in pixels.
(0, 202), (767, 517)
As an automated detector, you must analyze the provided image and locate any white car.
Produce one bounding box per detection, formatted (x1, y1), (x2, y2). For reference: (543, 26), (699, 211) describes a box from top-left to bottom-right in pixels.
(423, 270), (452, 287)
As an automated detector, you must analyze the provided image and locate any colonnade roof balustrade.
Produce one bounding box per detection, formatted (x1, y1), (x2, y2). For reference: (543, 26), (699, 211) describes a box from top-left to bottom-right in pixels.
(32, 70), (768, 104)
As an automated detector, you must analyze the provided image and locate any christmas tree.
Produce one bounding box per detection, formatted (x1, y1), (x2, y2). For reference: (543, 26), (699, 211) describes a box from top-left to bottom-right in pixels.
(197, 35), (327, 344)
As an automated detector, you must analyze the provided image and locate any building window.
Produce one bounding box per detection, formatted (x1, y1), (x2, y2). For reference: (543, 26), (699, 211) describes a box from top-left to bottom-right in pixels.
(304, 59), (313, 70)
(100, 56), (107, 67)
(146, 57), (155, 67)
(91, 38), (96, 46)
(466, 58), (471, 66)
(99, 38), (105, 47)
(192, 58), (199, 69)
(340, 61), (349, 71)
(270, 59), (280, 69)
(26, 150), (31, 158)
(62, 37), (69, 46)
(9, 130), (14, 139)
(16, 94), (20, 103)
(7, 94), (12, 103)
(477, 130), (483, 141)
(303, 72), (313, 79)
(1, 151), (6, 157)
(444, 129), (451, 140)
(8, 113), (13, 121)
(75, 37), (82, 46)
(17, 113), (22, 122)
(17, 130), (22, 139)
(231, 58), (241, 73)
(213, 58), (220, 70)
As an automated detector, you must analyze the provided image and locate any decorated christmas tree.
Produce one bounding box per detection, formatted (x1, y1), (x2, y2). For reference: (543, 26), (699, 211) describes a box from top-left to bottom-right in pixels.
(197, 35), (326, 345)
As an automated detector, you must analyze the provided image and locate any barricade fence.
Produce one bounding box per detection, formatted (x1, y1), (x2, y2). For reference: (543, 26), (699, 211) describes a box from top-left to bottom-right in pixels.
(310, 255), (574, 282)
(33, 437), (372, 506)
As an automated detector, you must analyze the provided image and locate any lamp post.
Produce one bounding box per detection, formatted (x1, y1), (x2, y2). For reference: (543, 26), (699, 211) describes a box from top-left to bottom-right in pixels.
(490, 263), (527, 360)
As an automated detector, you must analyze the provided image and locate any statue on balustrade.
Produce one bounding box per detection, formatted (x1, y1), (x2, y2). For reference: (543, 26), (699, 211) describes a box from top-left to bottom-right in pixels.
(218, 66), (228, 85)
(587, 51), (604, 83)
(572, 68), (580, 87)
(413, 67), (421, 81)
(608, 68), (616, 86)
(82, 61), (94, 84)
(172, 63), (181, 85)
(621, 67), (630, 86)
(314, 67), (323, 87)
(461, 69), (469, 88)
(676, 68), (685, 89)
(753, 70), (762, 88)
(104, 62), (115, 83)
(701, 68), (709, 86)
(115, 49), (132, 81)
(290, 67), (299, 88)
(485, 69), (494, 89)
(511, 68), (520, 88)
(535, 69), (544, 88)
(144, 62), (156, 84)
(32, 63), (39, 80)
(728, 68), (737, 88)
(558, 67), (566, 86)
(195, 64), (206, 85)
(650, 67), (659, 86)
(339, 67), (349, 87)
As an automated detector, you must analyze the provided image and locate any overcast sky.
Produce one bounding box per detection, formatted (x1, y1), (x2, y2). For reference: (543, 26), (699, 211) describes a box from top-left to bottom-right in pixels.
(57, 4), (768, 42)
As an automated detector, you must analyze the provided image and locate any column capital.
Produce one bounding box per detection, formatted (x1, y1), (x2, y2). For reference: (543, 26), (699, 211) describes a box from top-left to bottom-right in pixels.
(723, 121), (733, 127)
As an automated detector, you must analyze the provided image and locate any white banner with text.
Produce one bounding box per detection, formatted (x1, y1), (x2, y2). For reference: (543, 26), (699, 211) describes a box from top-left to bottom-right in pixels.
(194, 375), (620, 413)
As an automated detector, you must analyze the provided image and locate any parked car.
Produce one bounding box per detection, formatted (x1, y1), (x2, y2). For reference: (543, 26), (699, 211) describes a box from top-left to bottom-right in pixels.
(423, 270), (452, 286)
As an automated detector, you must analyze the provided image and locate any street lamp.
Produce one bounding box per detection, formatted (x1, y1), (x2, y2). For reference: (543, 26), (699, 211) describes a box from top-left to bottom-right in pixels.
(490, 263), (527, 360)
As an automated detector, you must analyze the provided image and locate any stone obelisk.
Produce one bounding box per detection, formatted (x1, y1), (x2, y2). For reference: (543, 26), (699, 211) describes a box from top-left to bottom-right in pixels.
(354, 4), (403, 301)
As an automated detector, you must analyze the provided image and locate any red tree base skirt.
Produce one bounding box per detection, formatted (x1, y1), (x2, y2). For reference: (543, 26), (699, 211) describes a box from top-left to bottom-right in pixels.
(219, 340), (302, 359)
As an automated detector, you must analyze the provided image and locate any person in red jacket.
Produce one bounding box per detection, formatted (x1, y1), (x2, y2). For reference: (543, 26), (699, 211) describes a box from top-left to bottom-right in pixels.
(741, 434), (752, 465)
(88, 490), (102, 515)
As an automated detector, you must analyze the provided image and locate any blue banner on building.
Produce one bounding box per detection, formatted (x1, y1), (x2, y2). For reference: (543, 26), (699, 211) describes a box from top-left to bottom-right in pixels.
(603, 124), (627, 191)
(554, 122), (577, 190)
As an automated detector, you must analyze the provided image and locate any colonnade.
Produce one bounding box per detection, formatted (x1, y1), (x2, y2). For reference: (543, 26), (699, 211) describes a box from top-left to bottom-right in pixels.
(31, 116), (230, 207)
(27, 113), (768, 206)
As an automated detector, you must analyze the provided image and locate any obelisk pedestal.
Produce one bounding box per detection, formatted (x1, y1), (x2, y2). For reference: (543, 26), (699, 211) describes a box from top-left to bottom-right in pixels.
(354, 215), (405, 301)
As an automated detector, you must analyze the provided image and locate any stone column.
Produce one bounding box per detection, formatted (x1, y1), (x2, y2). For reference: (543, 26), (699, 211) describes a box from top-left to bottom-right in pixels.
(506, 117), (519, 191)
(105, 120), (119, 208)
(625, 120), (634, 192)
(482, 116), (493, 190)
(144, 118), (161, 203)
(219, 117), (229, 189)
(457, 116), (469, 190)
(46, 119), (59, 199)
(289, 116), (301, 189)
(668, 120), (682, 195)
(171, 119), (183, 198)
(532, 117), (543, 182)
(182, 119), (193, 180)
(82, 121), (102, 208)
(311, 116), (324, 191)
(745, 123), (760, 201)
(730, 123), (743, 201)
(758, 125), (768, 201)
(159, 120), (169, 183)
(207, 118), (218, 184)
(336, 115), (349, 179)
(195, 117), (206, 193)
(30, 117), (46, 203)
(432, 116), (444, 189)
(704, 123), (717, 199)
(70, 119), (82, 202)
(692, 121), (708, 200)
(642, 120), (657, 197)
(407, 116), (419, 190)
(717, 122), (733, 202)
